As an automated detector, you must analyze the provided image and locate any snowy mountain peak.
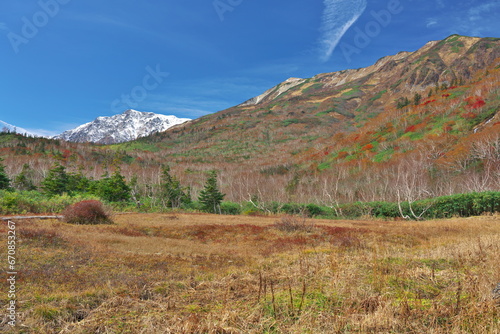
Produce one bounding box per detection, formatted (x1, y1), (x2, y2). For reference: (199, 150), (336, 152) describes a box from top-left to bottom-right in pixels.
(54, 110), (191, 144)
(0, 120), (38, 137)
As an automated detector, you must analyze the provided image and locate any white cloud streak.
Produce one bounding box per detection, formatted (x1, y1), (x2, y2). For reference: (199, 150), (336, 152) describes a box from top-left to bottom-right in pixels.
(468, 1), (500, 22)
(319, 0), (367, 62)
(426, 18), (438, 28)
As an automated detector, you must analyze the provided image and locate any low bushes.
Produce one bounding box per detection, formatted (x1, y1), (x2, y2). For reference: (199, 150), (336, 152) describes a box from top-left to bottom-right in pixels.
(62, 200), (113, 225)
(237, 191), (499, 220)
(1, 189), (497, 221)
(421, 191), (500, 218)
(335, 191), (500, 219)
(220, 201), (241, 215)
(0, 190), (100, 215)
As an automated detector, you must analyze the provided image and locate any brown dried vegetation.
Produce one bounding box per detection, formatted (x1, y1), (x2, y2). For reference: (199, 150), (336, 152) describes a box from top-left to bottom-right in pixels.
(1, 213), (499, 333)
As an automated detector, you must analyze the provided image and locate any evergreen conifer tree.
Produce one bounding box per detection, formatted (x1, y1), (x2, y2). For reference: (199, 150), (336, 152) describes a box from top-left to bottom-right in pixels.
(161, 165), (190, 208)
(0, 158), (11, 190)
(68, 171), (91, 194)
(13, 163), (37, 191)
(413, 93), (422, 106)
(94, 170), (131, 202)
(198, 170), (225, 214)
(41, 163), (70, 196)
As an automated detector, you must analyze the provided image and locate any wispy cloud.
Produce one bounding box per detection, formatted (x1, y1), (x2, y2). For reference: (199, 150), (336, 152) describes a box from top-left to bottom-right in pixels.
(426, 18), (438, 28)
(319, 0), (367, 62)
(444, 0), (500, 36)
(0, 22), (8, 31)
(436, 0), (445, 9)
(25, 128), (60, 138)
(468, 1), (500, 22)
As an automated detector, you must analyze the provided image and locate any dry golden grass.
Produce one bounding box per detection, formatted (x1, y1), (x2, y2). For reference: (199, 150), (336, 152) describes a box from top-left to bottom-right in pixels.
(1, 213), (499, 333)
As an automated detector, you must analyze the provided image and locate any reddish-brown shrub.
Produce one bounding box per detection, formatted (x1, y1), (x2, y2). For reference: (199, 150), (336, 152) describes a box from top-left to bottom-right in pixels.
(465, 96), (485, 109)
(337, 151), (349, 159)
(462, 111), (477, 120)
(362, 143), (374, 151)
(422, 99), (436, 106)
(404, 125), (417, 133)
(274, 215), (315, 233)
(62, 200), (113, 225)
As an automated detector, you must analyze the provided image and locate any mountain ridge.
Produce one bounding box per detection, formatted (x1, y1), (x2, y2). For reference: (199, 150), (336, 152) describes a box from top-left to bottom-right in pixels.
(0, 120), (38, 137)
(54, 109), (191, 144)
(128, 34), (499, 170)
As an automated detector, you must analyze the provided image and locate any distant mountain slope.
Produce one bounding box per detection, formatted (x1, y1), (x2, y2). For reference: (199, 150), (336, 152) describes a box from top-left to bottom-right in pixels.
(0, 120), (38, 137)
(133, 35), (499, 168)
(55, 110), (191, 144)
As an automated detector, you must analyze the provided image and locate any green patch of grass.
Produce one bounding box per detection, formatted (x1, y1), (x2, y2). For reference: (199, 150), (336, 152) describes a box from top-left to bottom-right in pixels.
(301, 135), (320, 142)
(344, 153), (359, 162)
(35, 305), (61, 321)
(112, 141), (160, 152)
(302, 83), (324, 94)
(391, 79), (403, 89)
(317, 162), (331, 171)
(373, 147), (394, 163)
(262, 290), (335, 318)
(370, 89), (387, 103)
(282, 119), (301, 127)
(316, 107), (335, 116)
(419, 258), (456, 271)
(401, 130), (425, 141)
(355, 105), (368, 113)
(448, 90), (466, 99)
(342, 88), (362, 98)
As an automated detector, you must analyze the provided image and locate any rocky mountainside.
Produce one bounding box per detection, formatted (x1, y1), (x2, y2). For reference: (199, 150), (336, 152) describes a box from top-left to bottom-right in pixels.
(55, 110), (191, 144)
(132, 35), (499, 168)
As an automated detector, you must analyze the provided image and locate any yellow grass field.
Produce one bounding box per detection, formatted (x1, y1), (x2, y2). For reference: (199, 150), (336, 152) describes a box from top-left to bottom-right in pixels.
(1, 213), (499, 333)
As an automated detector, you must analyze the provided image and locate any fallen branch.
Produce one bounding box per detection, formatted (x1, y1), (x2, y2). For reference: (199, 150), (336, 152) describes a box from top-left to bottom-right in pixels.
(1, 216), (63, 221)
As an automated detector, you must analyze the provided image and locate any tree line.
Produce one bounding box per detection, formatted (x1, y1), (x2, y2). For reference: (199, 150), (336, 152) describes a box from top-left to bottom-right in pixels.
(1, 157), (499, 219)
(0, 158), (225, 214)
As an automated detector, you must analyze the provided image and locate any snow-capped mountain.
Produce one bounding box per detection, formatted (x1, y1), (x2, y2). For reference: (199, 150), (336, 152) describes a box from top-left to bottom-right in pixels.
(0, 120), (38, 137)
(55, 110), (191, 144)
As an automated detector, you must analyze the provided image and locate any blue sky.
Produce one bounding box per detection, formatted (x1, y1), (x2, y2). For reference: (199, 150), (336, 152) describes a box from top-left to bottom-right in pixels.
(1, 0), (499, 136)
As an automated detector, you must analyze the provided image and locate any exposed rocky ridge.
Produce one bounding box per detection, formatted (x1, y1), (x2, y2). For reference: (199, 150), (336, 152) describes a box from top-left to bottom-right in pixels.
(136, 35), (499, 169)
(239, 77), (307, 106)
(240, 36), (498, 106)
